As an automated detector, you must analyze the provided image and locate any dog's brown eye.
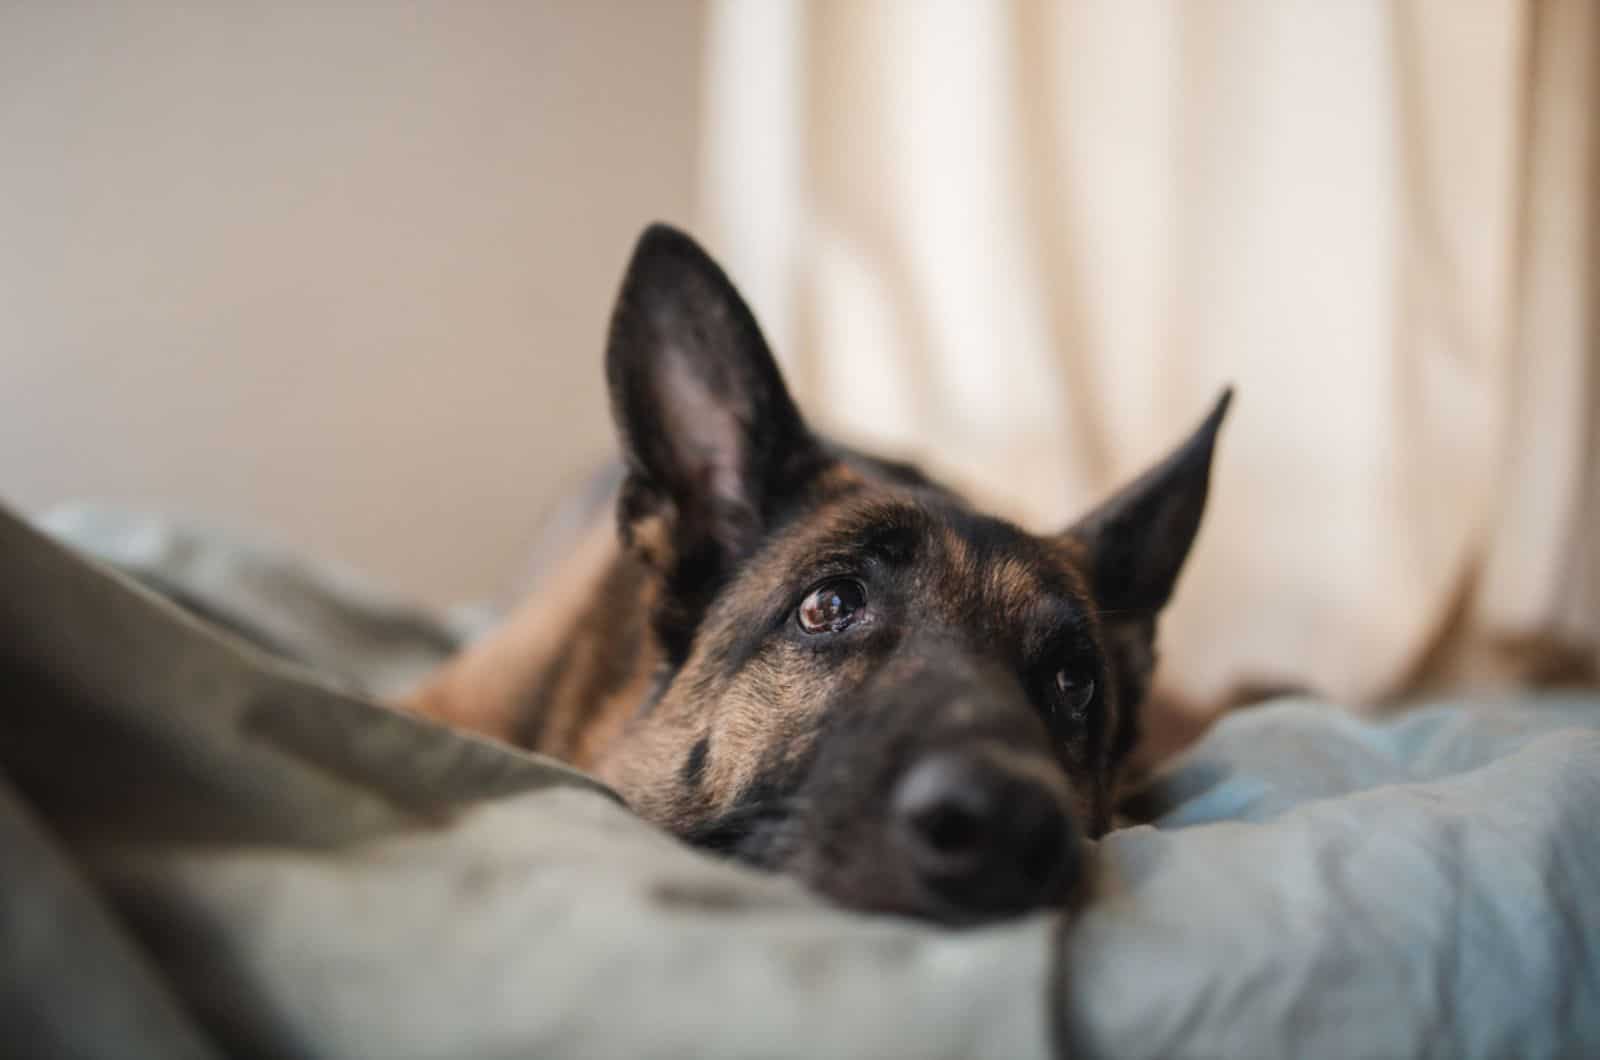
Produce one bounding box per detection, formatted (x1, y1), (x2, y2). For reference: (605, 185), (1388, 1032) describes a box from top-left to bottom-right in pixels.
(798, 579), (866, 634)
(1055, 669), (1096, 722)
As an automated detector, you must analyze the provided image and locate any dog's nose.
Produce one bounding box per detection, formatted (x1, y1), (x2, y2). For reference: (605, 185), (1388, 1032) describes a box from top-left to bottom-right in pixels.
(891, 750), (1079, 917)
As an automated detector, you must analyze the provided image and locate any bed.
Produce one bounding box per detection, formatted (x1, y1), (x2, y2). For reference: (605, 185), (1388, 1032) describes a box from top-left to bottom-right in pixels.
(3, 503), (1598, 1058)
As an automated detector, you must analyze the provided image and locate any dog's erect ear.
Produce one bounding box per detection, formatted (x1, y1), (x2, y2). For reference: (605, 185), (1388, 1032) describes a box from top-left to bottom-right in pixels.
(1066, 389), (1231, 616)
(605, 224), (820, 589)
(1064, 390), (1230, 756)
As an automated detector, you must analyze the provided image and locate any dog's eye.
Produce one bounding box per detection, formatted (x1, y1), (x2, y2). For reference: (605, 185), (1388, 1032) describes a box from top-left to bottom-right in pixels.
(1054, 669), (1096, 722)
(797, 579), (866, 634)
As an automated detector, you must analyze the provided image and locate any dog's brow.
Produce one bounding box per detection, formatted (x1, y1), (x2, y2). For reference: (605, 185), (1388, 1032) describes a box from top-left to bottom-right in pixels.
(818, 521), (921, 568)
(1023, 597), (1095, 660)
(796, 502), (926, 568)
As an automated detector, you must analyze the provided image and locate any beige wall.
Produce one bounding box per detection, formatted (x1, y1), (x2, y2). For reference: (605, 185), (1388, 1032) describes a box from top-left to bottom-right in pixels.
(0, 2), (704, 606)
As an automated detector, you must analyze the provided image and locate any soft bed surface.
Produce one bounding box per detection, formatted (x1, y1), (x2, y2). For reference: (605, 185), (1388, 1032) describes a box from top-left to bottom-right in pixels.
(4, 505), (1599, 1058)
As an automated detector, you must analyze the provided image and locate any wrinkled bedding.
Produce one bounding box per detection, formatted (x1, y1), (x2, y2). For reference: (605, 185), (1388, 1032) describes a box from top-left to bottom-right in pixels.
(4, 505), (1599, 1058)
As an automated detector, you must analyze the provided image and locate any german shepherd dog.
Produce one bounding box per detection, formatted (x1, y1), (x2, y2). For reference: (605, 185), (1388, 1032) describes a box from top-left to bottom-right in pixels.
(407, 225), (1229, 925)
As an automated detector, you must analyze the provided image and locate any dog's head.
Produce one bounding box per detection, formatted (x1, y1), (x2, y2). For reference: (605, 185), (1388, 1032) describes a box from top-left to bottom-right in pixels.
(595, 225), (1227, 923)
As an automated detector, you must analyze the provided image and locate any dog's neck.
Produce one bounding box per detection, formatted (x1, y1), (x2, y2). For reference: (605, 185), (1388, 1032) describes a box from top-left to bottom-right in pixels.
(401, 519), (659, 772)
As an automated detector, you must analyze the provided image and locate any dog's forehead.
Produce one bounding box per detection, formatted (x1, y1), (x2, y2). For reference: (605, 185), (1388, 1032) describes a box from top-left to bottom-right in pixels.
(753, 479), (1094, 621)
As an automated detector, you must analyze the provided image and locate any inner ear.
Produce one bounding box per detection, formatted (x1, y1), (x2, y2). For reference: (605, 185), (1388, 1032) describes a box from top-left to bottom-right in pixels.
(605, 224), (820, 565)
(1065, 389), (1231, 616)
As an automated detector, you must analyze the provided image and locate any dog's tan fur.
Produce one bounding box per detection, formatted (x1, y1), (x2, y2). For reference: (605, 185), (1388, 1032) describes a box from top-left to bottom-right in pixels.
(406, 522), (650, 771)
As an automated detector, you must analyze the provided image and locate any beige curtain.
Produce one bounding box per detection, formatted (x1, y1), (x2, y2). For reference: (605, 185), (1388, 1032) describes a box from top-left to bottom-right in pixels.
(698, 0), (1599, 741)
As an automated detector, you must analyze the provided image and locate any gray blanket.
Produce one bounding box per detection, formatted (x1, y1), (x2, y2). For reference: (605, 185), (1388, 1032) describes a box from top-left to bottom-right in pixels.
(5, 505), (1599, 1058)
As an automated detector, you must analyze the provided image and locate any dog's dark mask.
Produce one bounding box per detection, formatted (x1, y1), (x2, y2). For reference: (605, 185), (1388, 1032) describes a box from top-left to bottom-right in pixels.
(594, 225), (1229, 923)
